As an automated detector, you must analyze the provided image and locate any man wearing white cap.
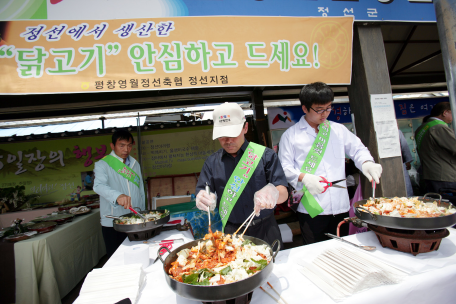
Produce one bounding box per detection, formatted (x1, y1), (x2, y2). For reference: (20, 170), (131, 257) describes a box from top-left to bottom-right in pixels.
(195, 102), (289, 250)
(279, 82), (383, 244)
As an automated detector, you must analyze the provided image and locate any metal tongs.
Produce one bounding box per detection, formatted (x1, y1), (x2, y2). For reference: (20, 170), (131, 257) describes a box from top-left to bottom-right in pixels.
(129, 207), (147, 222)
(372, 180), (376, 199)
(325, 233), (376, 251)
(205, 182), (212, 233)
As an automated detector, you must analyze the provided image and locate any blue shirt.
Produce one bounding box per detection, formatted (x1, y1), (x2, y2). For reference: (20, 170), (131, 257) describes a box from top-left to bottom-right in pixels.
(196, 140), (288, 224)
(84, 174), (93, 186)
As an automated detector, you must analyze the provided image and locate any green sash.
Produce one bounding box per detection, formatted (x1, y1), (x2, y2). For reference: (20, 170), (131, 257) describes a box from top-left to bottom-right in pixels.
(415, 119), (448, 152)
(101, 154), (140, 188)
(219, 142), (266, 232)
(300, 120), (331, 218)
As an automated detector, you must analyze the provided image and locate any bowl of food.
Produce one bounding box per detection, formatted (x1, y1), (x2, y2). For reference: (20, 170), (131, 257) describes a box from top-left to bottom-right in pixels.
(28, 221), (58, 234)
(32, 214), (75, 225)
(58, 202), (83, 212)
(354, 194), (456, 230)
(111, 209), (170, 233)
(69, 206), (91, 216)
(157, 231), (279, 302)
(4, 233), (30, 243)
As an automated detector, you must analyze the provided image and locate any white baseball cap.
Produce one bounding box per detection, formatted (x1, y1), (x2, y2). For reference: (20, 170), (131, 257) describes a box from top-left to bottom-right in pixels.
(212, 102), (246, 140)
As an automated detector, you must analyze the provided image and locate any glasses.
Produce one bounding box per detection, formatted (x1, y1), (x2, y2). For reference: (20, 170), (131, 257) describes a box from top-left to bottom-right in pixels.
(310, 106), (333, 114)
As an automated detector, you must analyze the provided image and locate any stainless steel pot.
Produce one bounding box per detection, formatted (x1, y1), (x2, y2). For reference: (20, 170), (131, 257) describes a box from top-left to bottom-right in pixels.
(108, 209), (170, 233)
(354, 193), (456, 230)
(158, 235), (280, 302)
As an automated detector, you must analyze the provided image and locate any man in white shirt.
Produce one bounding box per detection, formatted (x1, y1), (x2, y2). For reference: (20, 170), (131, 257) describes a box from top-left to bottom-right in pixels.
(278, 82), (382, 244)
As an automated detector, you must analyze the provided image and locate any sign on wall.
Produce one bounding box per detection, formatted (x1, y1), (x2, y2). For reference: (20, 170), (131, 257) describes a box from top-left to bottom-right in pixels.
(268, 97), (448, 130)
(0, 125), (219, 203)
(0, 16), (354, 94)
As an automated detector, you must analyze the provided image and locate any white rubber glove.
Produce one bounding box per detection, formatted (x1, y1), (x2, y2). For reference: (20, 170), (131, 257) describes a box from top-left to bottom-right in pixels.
(254, 183), (279, 216)
(196, 190), (217, 211)
(362, 162), (382, 184)
(302, 173), (325, 195)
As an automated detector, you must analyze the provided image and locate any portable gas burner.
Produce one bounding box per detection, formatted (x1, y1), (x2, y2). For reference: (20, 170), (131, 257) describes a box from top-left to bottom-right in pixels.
(201, 291), (253, 304)
(368, 224), (449, 256)
(125, 220), (192, 241)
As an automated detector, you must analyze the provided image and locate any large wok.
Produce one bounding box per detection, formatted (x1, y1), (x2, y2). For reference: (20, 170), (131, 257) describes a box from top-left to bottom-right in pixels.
(158, 235), (280, 302)
(107, 209), (170, 233)
(354, 193), (456, 230)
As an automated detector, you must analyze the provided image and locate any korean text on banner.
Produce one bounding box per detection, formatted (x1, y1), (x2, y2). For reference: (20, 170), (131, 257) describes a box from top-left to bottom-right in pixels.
(0, 16), (354, 94)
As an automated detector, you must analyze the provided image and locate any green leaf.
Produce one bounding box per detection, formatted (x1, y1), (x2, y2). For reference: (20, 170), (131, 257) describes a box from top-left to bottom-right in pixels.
(246, 269), (256, 274)
(251, 259), (268, 270)
(183, 273), (199, 284)
(242, 239), (254, 246)
(190, 278), (210, 286)
(197, 268), (215, 278)
(220, 266), (232, 275)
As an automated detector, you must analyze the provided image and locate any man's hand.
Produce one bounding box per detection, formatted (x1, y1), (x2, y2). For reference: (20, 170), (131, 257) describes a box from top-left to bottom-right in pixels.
(117, 194), (132, 209)
(362, 162), (383, 183)
(406, 162), (412, 170)
(254, 183), (279, 216)
(302, 173), (325, 195)
(196, 190), (217, 211)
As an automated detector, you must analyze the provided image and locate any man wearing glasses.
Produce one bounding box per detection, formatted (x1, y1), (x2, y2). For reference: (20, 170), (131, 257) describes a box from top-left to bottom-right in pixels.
(278, 82), (382, 244)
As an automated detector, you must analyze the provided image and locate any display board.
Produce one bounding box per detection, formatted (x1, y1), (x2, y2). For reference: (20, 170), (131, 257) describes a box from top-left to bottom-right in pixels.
(0, 125), (219, 204)
(0, 16), (354, 94)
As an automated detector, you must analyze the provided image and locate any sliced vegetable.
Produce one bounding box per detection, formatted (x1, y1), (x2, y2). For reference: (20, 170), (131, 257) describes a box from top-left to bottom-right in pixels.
(242, 239), (254, 246)
(220, 266), (232, 275)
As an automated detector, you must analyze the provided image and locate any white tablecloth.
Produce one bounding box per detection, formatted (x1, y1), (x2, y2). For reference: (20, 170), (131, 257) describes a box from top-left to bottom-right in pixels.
(77, 228), (456, 304)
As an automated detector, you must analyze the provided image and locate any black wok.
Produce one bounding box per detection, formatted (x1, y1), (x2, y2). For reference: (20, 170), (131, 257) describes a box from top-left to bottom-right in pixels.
(158, 235), (280, 302)
(354, 193), (456, 230)
(109, 209), (170, 233)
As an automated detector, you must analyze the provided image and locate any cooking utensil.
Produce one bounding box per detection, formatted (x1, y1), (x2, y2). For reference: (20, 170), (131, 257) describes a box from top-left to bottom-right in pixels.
(353, 193), (456, 230)
(241, 211), (256, 237)
(112, 209), (170, 233)
(260, 287), (280, 303)
(372, 180), (376, 198)
(150, 238), (184, 244)
(205, 182), (212, 233)
(320, 177), (346, 193)
(158, 235), (280, 302)
(153, 240), (175, 264)
(129, 207), (148, 222)
(325, 233), (376, 251)
(267, 282), (288, 304)
(234, 211), (256, 235)
(105, 215), (123, 221)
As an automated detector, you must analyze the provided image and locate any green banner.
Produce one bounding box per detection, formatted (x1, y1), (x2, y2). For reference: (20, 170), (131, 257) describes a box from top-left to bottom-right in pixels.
(0, 125), (219, 204)
(218, 142), (266, 231)
(300, 120), (331, 218)
(101, 154), (140, 188)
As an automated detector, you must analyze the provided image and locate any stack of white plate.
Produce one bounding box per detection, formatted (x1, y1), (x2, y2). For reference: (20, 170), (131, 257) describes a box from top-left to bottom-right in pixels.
(76, 264), (146, 304)
(298, 247), (408, 301)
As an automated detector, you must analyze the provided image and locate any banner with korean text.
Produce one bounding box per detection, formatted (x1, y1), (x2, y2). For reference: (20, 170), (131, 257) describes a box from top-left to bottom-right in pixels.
(0, 16), (353, 94)
(0, 126), (219, 204)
